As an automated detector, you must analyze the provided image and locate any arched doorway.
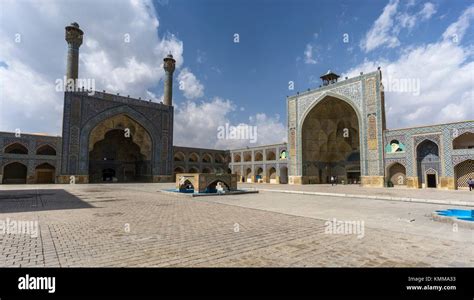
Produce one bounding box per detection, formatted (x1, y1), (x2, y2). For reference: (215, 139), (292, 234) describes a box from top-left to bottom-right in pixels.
(3, 162), (27, 184)
(416, 140), (440, 188)
(178, 179), (194, 193)
(280, 166), (288, 184)
(88, 114), (152, 183)
(387, 163), (406, 186)
(206, 180), (230, 193)
(255, 152), (263, 161)
(89, 129), (151, 183)
(256, 167), (264, 183)
(245, 168), (252, 183)
(301, 96), (360, 184)
(268, 167), (277, 183)
(35, 163), (55, 183)
(454, 159), (474, 189)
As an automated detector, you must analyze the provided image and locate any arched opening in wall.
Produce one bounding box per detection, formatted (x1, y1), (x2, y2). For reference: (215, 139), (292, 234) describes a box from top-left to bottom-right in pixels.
(2, 162), (27, 184)
(206, 180), (230, 193)
(280, 166), (288, 184)
(453, 132), (474, 150)
(387, 163), (406, 186)
(416, 140), (440, 188)
(454, 159), (474, 189)
(255, 152), (263, 161)
(88, 117), (152, 183)
(174, 166), (185, 173)
(227, 168), (232, 174)
(179, 179), (194, 193)
(268, 167), (277, 183)
(188, 153), (199, 163)
(88, 114), (152, 183)
(233, 154), (241, 163)
(188, 167), (199, 173)
(266, 151), (276, 161)
(36, 145), (56, 156)
(245, 168), (252, 182)
(35, 163), (55, 184)
(5, 143), (28, 154)
(256, 167), (264, 183)
(215, 154), (225, 163)
(244, 153), (252, 162)
(301, 96), (360, 184)
(173, 167), (185, 180)
(202, 167), (213, 174)
(174, 152), (185, 162)
(202, 153), (212, 163)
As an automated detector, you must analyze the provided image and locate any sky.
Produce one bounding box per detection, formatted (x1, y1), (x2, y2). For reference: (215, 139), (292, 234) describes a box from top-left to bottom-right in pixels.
(0, 0), (473, 149)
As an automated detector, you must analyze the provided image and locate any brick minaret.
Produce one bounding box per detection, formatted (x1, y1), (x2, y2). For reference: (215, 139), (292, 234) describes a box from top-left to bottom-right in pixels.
(65, 22), (83, 90)
(163, 54), (176, 106)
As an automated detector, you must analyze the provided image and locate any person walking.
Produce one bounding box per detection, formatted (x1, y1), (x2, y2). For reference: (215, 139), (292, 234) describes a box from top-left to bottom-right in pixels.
(468, 178), (474, 191)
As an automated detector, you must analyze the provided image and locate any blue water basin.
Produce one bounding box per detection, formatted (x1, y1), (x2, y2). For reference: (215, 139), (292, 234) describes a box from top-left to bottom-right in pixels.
(435, 209), (474, 222)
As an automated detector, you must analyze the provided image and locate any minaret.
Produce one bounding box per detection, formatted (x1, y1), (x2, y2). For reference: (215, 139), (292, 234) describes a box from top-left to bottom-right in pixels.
(163, 54), (176, 106)
(65, 22), (83, 90)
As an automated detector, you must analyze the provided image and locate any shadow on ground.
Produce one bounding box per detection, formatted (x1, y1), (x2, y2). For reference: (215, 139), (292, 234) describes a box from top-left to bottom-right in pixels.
(0, 189), (94, 213)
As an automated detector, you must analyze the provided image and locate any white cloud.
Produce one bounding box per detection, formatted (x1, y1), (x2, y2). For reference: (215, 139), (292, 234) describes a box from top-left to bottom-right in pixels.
(442, 5), (474, 42)
(174, 98), (286, 149)
(419, 2), (436, 20)
(0, 0), (184, 134)
(361, 1), (437, 52)
(345, 6), (474, 129)
(304, 44), (317, 64)
(177, 68), (204, 100)
(360, 0), (400, 52)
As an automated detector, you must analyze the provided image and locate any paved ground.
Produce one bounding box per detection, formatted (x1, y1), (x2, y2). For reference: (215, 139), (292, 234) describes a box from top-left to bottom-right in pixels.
(240, 183), (474, 204)
(0, 183), (472, 267)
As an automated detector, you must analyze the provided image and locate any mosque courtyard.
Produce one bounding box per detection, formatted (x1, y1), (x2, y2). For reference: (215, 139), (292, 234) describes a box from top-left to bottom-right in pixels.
(0, 183), (472, 267)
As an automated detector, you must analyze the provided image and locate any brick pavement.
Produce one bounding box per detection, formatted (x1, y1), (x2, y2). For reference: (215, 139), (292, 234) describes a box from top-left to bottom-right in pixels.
(0, 184), (472, 267)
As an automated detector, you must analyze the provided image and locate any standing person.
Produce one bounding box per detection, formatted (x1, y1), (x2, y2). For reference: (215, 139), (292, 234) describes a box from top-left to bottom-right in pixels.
(468, 178), (474, 191)
(330, 176), (335, 186)
(334, 176), (338, 186)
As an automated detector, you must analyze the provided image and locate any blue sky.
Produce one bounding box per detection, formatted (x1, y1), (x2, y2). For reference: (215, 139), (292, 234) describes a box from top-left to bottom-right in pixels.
(0, 0), (473, 149)
(152, 0), (472, 126)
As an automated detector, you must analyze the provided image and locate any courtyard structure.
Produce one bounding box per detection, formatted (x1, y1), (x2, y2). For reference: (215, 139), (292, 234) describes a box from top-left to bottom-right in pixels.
(0, 22), (472, 190)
